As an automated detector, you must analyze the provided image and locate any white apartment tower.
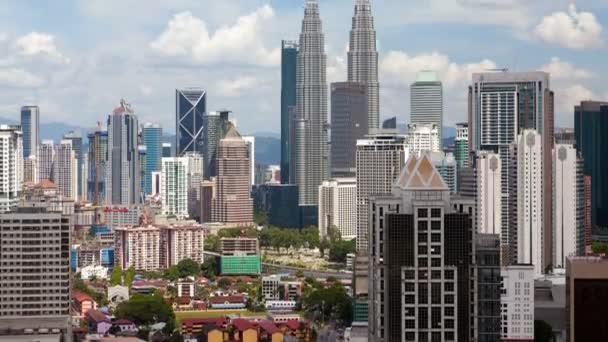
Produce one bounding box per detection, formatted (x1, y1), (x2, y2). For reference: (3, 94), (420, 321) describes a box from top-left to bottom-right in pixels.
(161, 157), (189, 219)
(515, 130), (544, 276)
(411, 71), (443, 142)
(500, 265), (535, 341)
(318, 178), (357, 240)
(406, 123), (441, 156)
(0, 126), (23, 213)
(54, 139), (78, 200)
(38, 139), (55, 181)
(477, 152), (502, 236)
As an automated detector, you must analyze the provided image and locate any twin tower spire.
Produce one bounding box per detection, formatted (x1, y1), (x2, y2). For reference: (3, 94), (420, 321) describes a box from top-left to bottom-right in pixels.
(295, 0), (378, 206)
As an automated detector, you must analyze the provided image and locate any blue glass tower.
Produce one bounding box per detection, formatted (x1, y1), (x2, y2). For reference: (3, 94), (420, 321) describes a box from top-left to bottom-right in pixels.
(280, 41), (298, 184)
(176, 88), (206, 156)
(142, 123), (162, 195)
(20, 105), (39, 158)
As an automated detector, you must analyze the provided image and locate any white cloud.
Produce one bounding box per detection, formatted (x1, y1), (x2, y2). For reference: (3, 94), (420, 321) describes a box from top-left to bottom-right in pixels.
(534, 4), (603, 49)
(150, 5), (280, 67)
(558, 84), (596, 116)
(540, 57), (593, 80)
(16, 32), (70, 63)
(216, 76), (258, 97)
(0, 68), (45, 88)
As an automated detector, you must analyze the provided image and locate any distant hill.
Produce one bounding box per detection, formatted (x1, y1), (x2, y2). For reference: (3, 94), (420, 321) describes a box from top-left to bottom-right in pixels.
(0, 116), (89, 141)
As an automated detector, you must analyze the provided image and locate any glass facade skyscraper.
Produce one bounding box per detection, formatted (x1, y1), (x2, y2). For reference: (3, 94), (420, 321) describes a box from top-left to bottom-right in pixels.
(280, 40), (298, 184)
(202, 110), (230, 178)
(142, 123), (162, 195)
(176, 88), (206, 156)
(411, 71), (443, 142)
(20, 105), (39, 158)
(87, 126), (107, 205)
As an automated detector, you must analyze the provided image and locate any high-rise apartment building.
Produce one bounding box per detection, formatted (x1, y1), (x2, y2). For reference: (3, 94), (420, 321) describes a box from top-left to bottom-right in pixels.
(368, 154), (473, 342)
(469, 72), (554, 273)
(476, 152), (502, 238)
(455, 122), (469, 169)
(475, 234), (501, 342)
(330, 82), (368, 177)
(20, 105), (39, 158)
(348, 0), (379, 131)
(87, 125), (108, 205)
(411, 71), (443, 142)
(295, 0), (328, 206)
(176, 88), (206, 156)
(281, 40), (298, 184)
(211, 124), (253, 226)
(575, 101), (608, 238)
(54, 139), (78, 200)
(514, 130), (544, 275)
(242, 136), (256, 186)
(356, 132), (408, 252)
(142, 123), (162, 195)
(202, 110), (230, 178)
(318, 178), (357, 240)
(106, 99), (140, 205)
(161, 157), (188, 220)
(0, 205), (71, 338)
(38, 139), (55, 181)
(63, 131), (83, 198)
(0, 125), (23, 213)
(554, 144), (584, 267)
(500, 265), (535, 341)
(407, 123), (441, 156)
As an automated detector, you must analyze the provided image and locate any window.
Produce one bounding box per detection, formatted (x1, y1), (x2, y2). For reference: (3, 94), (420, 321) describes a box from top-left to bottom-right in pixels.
(431, 307), (442, 328)
(444, 307), (454, 316)
(431, 208), (442, 218)
(445, 270), (454, 279)
(445, 294), (454, 304)
(418, 208), (428, 218)
(431, 283), (442, 303)
(419, 221), (428, 231)
(418, 308), (428, 329)
(431, 221), (441, 230)
(418, 245), (428, 255)
(418, 258), (428, 267)
(431, 233), (441, 243)
(431, 258), (441, 267)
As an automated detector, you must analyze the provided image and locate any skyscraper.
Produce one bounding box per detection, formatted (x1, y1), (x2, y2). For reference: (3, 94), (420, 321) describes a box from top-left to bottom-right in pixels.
(575, 101), (608, 238)
(54, 139), (78, 200)
(476, 151), (502, 238)
(330, 82), (368, 177)
(142, 123), (162, 195)
(475, 234), (501, 342)
(63, 130), (83, 198)
(295, 0), (328, 206)
(0, 125), (23, 213)
(348, 0), (379, 131)
(176, 88), (206, 155)
(202, 110), (230, 178)
(411, 71), (443, 142)
(38, 139), (55, 181)
(161, 157), (188, 220)
(184, 152), (204, 219)
(106, 99), (140, 205)
(281, 40), (298, 184)
(318, 178), (357, 240)
(242, 136), (256, 186)
(162, 142), (172, 158)
(20, 105), (39, 158)
(455, 122), (469, 169)
(87, 125), (108, 205)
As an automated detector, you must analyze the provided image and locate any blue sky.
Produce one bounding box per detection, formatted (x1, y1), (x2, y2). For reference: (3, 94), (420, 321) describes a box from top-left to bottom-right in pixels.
(0, 0), (606, 134)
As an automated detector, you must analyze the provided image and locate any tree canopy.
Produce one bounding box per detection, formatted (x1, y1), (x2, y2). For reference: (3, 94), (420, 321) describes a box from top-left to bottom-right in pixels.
(176, 258), (200, 278)
(110, 265), (123, 286)
(115, 293), (175, 333)
(201, 257), (218, 280)
(302, 281), (352, 326)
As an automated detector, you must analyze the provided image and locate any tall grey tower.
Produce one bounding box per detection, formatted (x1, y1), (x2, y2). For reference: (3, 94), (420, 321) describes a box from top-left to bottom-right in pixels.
(348, 0), (379, 131)
(295, 0), (328, 206)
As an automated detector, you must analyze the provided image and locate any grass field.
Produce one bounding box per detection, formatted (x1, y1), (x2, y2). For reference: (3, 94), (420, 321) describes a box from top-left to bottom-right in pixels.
(175, 310), (264, 323)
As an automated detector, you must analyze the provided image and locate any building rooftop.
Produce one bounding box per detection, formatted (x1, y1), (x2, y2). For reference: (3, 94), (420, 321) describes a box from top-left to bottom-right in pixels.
(395, 154), (448, 191)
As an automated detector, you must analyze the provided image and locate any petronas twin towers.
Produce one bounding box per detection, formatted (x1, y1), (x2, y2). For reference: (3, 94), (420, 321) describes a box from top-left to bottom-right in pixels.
(295, 0), (378, 206)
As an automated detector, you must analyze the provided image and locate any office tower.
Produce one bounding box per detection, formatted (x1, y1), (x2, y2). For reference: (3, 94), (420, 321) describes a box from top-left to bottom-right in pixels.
(211, 124), (253, 226)
(162, 142), (172, 158)
(514, 130), (544, 275)
(87, 125), (108, 205)
(368, 155), (473, 342)
(138, 145), (147, 200)
(348, 0), (379, 131)
(242, 136), (256, 186)
(54, 139), (78, 200)
(382, 117), (397, 129)
(0, 125), (23, 213)
(318, 178), (357, 240)
(430, 151), (457, 193)
(20, 105), (39, 158)
(23, 155), (38, 184)
(566, 256), (608, 342)
(583, 176), (592, 254)
(176, 88), (206, 155)
(202, 110), (230, 178)
(406, 123), (441, 155)
(200, 179), (216, 223)
(356, 133), (408, 252)
(553, 144), (584, 267)
(470, 72), (554, 272)
(476, 152), (502, 238)
(475, 234), (501, 342)
(455, 122), (469, 169)
(500, 265), (534, 341)
(575, 101), (608, 238)
(63, 130), (83, 198)
(458, 167), (477, 198)
(106, 99), (140, 205)
(38, 139), (55, 180)
(295, 0), (328, 206)
(81, 153), (88, 198)
(151, 171), (161, 195)
(183, 152), (204, 219)
(142, 123), (162, 195)
(281, 40), (298, 184)
(161, 157), (188, 219)
(411, 71), (443, 142)
(330, 82), (368, 177)
(0, 205), (71, 339)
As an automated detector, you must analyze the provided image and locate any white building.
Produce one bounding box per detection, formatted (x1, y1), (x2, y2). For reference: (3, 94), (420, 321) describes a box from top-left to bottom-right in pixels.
(406, 123), (441, 155)
(318, 178), (357, 240)
(501, 265), (535, 341)
(80, 265), (109, 280)
(515, 130), (544, 276)
(54, 139), (78, 200)
(161, 157), (188, 219)
(242, 136), (255, 186)
(38, 139), (55, 181)
(553, 144), (582, 268)
(185, 152), (204, 219)
(477, 151), (502, 236)
(0, 126), (23, 213)
(410, 71), (443, 142)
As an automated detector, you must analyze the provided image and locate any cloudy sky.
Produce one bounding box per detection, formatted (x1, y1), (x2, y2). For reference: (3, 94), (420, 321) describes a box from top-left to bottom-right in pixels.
(0, 0), (606, 134)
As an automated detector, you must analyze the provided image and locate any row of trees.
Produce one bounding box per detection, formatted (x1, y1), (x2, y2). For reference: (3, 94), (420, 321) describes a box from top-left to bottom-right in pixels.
(300, 277), (353, 326)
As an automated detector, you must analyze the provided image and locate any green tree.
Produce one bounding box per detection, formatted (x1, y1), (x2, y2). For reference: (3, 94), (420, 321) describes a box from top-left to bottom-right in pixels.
(318, 237), (330, 257)
(327, 225), (341, 243)
(201, 257), (218, 280)
(110, 265), (123, 286)
(177, 258), (200, 278)
(592, 241), (608, 254)
(204, 235), (220, 253)
(254, 210), (268, 226)
(218, 278), (232, 290)
(114, 293), (175, 331)
(124, 267), (136, 288)
(163, 266), (180, 281)
(329, 239), (356, 263)
(302, 282), (352, 326)
(534, 320), (555, 342)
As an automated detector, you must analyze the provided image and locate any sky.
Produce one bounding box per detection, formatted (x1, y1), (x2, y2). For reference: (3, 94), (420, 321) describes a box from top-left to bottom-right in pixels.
(0, 0), (606, 135)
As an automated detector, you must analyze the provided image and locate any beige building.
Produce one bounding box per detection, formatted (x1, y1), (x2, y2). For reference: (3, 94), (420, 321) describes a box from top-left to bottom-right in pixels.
(318, 178), (357, 239)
